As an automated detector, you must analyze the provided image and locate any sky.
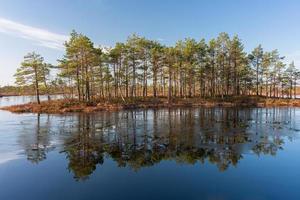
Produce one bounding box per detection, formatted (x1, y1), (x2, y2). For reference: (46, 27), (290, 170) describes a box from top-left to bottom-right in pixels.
(0, 0), (300, 86)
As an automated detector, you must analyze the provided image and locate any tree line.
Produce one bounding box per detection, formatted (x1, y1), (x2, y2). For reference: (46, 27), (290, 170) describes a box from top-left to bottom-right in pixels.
(14, 31), (300, 104)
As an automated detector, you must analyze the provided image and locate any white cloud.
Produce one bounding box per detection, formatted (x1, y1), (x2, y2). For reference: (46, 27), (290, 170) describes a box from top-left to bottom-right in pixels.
(285, 51), (300, 69)
(0, 17), (69, 50)
(97, 44), (112, 53)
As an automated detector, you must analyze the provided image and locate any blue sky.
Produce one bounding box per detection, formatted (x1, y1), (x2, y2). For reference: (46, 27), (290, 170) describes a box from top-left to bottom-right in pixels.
(0, 0), (300, 85)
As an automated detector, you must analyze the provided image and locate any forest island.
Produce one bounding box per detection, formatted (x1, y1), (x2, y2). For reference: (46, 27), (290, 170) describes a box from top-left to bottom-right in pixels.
(1, 31), (300, 113)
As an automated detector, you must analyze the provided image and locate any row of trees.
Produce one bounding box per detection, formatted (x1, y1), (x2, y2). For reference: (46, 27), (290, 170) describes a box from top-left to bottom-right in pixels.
(14, 31), (300, 103)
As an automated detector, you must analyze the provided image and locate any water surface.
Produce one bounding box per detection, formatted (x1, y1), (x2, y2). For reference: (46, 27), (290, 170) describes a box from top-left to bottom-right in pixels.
(0, 96), (300, 200)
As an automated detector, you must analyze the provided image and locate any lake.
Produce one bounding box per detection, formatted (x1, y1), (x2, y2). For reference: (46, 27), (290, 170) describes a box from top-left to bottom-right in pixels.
(0, 96), (300, 200)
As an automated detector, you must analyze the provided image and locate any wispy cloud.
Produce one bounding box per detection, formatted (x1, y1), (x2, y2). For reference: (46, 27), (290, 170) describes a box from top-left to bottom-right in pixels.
(157, 38), (165, 42)
(0, 17), (68, 50)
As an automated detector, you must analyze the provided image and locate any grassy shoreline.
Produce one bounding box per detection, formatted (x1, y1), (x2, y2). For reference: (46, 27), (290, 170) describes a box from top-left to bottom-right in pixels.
(1, 96), (300, 114)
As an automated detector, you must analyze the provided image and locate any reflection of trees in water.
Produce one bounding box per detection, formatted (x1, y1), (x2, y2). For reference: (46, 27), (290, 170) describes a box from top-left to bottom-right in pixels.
(63, 115), (105, 181)
(18, 114), (54, 163)
(18, 108), (299, 180)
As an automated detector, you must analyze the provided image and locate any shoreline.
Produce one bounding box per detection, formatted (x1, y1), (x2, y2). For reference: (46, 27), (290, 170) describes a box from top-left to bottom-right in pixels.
(0, 93), (63, 97)
(1, 96), (300, 114)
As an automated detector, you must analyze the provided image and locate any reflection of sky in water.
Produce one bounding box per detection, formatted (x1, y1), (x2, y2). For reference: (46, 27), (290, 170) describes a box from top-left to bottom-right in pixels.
(0, 151), (22, 164)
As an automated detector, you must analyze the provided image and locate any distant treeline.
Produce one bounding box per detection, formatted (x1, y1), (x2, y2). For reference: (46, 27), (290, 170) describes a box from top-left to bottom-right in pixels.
(10, 31), (300, 103)
(0, 85), (62, 96)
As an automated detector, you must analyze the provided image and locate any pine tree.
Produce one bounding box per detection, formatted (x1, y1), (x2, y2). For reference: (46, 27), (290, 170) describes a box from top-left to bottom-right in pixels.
(14, 52), (46, 104)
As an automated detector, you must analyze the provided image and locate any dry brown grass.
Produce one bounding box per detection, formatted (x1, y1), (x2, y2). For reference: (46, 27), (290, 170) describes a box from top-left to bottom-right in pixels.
(1, 96), (300, 114)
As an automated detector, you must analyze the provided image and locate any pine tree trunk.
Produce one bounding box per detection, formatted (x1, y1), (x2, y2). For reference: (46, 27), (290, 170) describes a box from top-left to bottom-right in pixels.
(34, 65), (40, 104)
